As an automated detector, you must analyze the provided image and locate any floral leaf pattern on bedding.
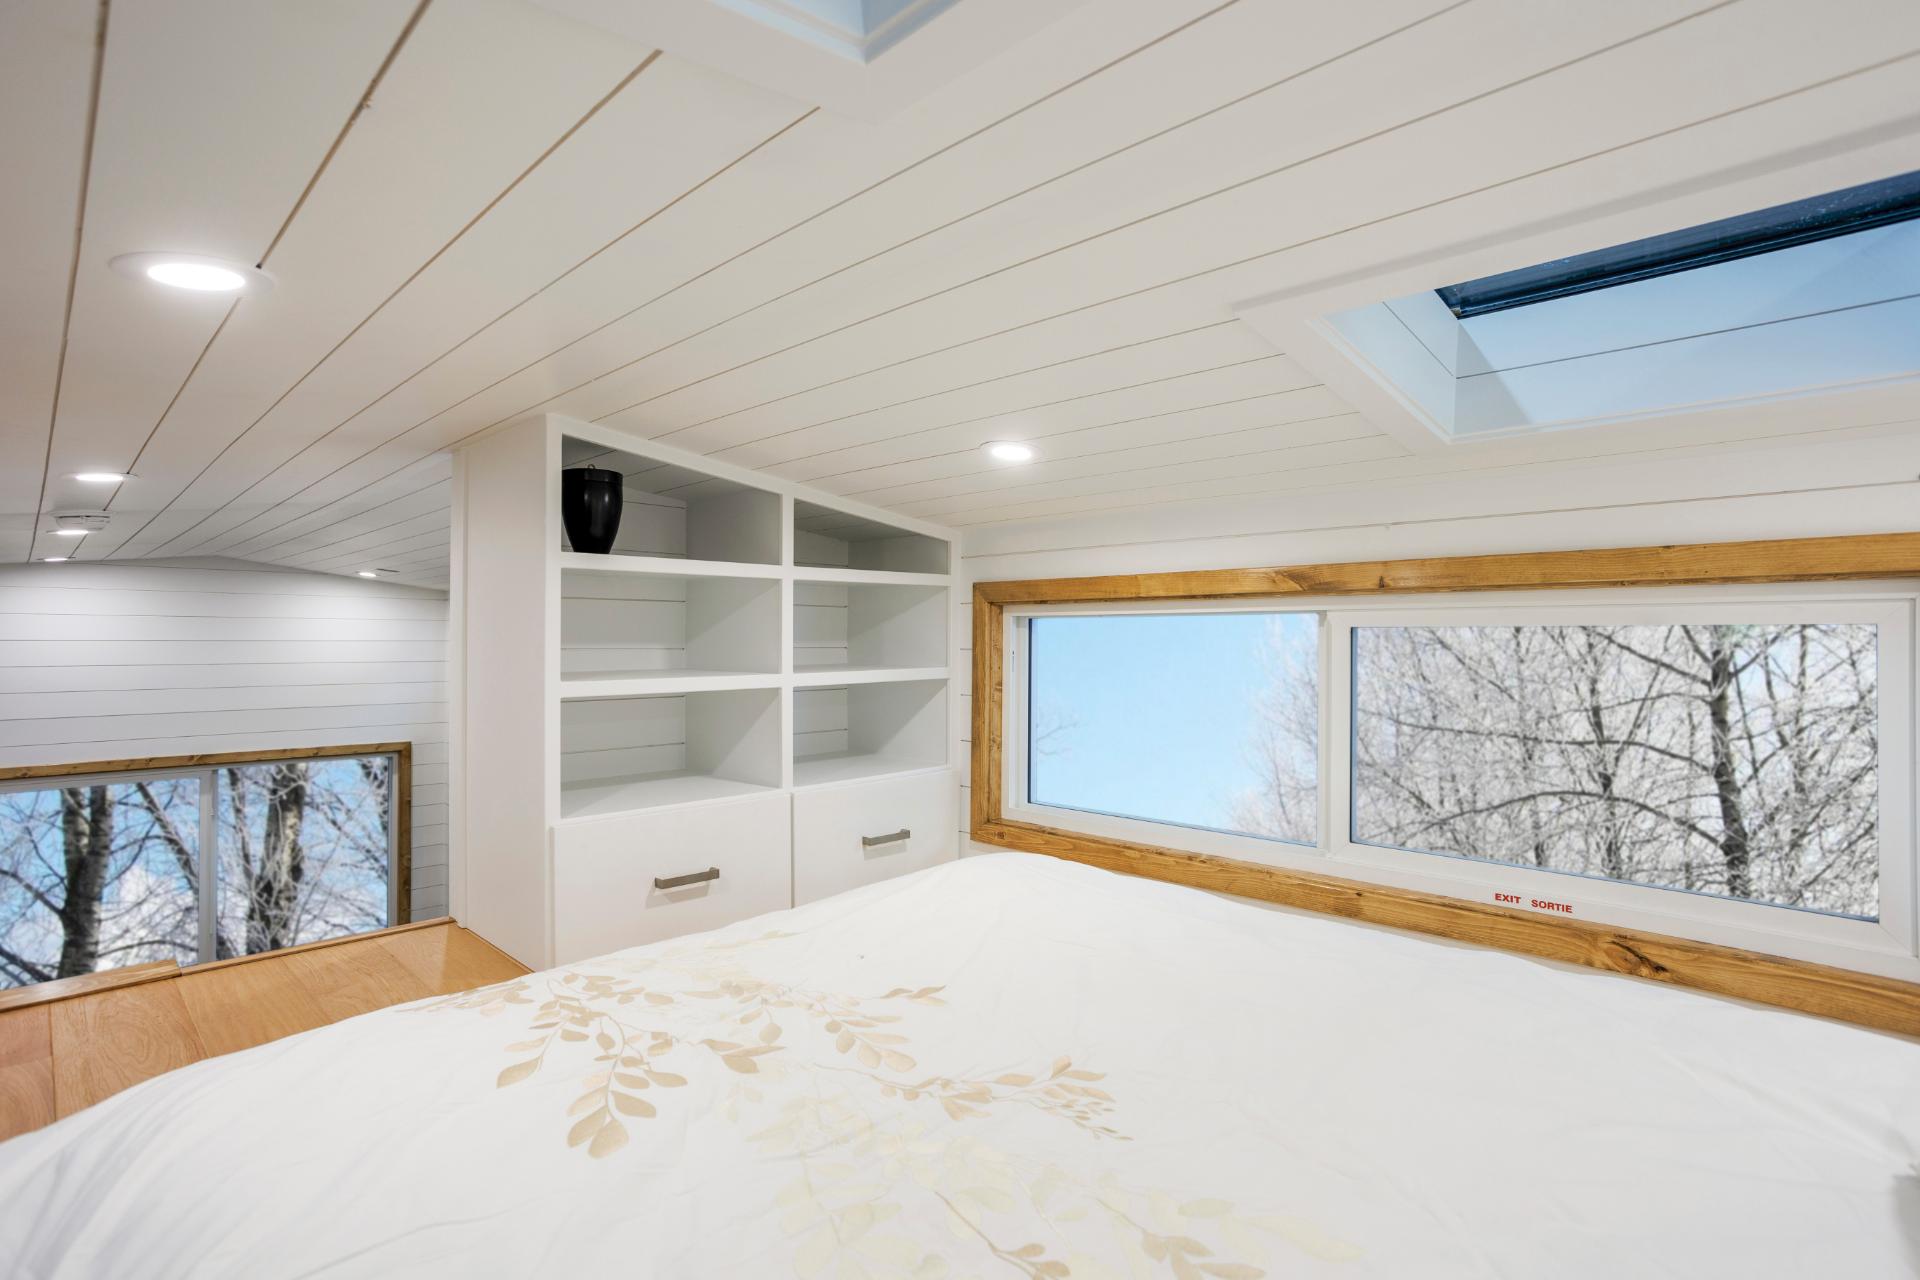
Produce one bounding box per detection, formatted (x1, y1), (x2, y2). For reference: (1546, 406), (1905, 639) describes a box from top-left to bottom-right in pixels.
(417, 935), (1335, 1278)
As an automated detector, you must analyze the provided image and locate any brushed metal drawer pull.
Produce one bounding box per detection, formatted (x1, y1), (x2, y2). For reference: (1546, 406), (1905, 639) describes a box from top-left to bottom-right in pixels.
(862, 829), (911, 848)
(654, 867), (719, 890)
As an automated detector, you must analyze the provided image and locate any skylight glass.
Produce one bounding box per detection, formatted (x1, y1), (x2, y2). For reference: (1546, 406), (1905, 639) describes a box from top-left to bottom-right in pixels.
(1435, 168), (1920, 318)
(717, 0), (961, 60)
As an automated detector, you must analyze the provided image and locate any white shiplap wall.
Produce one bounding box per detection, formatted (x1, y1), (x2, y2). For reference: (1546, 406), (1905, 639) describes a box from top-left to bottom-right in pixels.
(955, 429), (1920, 852)
(0, 556), (450, 918)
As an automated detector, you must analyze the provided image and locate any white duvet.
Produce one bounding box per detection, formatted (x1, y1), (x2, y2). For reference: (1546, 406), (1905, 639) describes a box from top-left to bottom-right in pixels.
(2, 852), (1917, 1278)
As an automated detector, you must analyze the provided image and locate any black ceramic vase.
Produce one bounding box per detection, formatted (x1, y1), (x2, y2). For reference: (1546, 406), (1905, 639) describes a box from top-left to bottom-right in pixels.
(561, 466), (624, 554)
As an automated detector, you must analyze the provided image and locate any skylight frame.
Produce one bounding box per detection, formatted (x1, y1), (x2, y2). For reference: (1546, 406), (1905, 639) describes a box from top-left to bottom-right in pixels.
(1435, 168), (1920, 319)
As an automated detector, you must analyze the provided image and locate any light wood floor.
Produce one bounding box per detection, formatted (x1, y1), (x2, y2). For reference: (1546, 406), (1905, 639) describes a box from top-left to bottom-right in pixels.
(0, 920), (528, 1142)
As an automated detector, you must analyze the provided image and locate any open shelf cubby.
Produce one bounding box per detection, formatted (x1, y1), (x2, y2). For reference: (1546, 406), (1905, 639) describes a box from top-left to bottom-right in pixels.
(560, 686), (782, 819)
(794, 500), (950, 575)
(563, 435), (782, 566)
(793, 678), (947, 787)
(793, 579), (947, 677)
(561, 568), (781, 690)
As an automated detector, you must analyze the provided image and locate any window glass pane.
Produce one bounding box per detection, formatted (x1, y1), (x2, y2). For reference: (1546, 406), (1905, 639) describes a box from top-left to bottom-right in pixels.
(216, 756), (394, 957)
(1028, 613), (1318, 843)
(1352, 623), (1878, 919)
(0, 778), (202, 988)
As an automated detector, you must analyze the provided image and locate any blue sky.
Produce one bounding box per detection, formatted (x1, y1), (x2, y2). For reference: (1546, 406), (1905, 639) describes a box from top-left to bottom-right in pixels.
(1027, 613), (1315, 834)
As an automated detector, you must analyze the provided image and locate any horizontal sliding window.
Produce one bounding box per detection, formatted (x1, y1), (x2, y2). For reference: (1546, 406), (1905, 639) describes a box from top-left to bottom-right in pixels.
(0, 750), (404, 990)
(1351, 623), (1878, 919)
(1026, 612), (1317, 844)
(1007, 585), (1912, 973)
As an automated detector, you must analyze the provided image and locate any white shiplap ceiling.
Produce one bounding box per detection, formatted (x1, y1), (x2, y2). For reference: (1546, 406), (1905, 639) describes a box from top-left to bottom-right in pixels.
(5, 0), (1920, 589)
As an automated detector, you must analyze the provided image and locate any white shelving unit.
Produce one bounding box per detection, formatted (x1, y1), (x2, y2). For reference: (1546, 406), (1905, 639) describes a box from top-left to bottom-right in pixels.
(455, 414), (958, 968)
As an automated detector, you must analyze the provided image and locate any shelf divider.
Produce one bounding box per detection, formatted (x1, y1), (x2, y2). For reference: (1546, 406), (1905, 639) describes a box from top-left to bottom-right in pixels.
(561, 552), (782, 579)
(790, 664), (950, 688)
(790, 566), (952, 586)
(561, 671), (785, 699)
(560, 772), (779, 821)
(791, 752), (948, 788)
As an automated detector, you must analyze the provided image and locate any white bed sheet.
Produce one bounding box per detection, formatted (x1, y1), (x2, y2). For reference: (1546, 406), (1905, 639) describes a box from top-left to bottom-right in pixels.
(1, 852), (1916, 1278)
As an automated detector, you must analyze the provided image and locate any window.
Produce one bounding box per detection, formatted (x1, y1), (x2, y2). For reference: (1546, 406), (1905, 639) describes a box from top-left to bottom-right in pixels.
(1350, 623), (1878, 919)
(0, 777), (204, 986)
(1025, 612), (1318, 845)
(1008, 586), (1912, 973)
(0, 749), (404, 990)
(1289, 167), (1920, 445)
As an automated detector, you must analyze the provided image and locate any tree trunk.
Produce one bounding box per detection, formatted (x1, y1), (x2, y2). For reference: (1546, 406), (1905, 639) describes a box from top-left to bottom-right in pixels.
(1512, 629), (1550, 868)
(1582, 661), (1627, 882)
(56, 786), (113, 978)
(247, 763), (308, 952)
(1705, 628), (1754, 900)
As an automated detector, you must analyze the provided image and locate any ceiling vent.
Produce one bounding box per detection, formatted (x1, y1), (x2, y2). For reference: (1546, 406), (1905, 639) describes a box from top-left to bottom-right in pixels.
(51, 511), (111, 534)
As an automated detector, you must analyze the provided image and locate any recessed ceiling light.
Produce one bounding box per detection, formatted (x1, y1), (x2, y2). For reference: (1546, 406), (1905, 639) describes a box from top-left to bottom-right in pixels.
(150, 262), (244, 290)
(51, 527), (88, 538)
(983, 440), (1036, 463)
(72, 471), (130, 484)
(357, 571), (379, 578)
(109, 252), (274, 297)
(40, 557), (68, 563)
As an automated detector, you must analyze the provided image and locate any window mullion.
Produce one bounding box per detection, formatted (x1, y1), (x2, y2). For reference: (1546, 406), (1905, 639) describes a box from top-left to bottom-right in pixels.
(1324, 612), (1355, 864)
(387, 753), (402, 927)
(197, 768), (219, 964)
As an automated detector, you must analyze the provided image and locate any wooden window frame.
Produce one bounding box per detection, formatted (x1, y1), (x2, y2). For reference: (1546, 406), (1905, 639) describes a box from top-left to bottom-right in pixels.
(0, 742), (415, 960)
(971, 533), (1920, 1038)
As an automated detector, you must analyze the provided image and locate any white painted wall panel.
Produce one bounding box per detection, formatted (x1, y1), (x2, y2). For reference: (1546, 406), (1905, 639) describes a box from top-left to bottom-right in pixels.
(0, 556), (451, 918)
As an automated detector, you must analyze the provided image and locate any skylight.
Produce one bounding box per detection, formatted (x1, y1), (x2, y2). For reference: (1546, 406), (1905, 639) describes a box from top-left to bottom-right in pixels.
(1435, 169), (1920, 318)
(715, 0), (961, 61)
(1254, 167), (1920, 448)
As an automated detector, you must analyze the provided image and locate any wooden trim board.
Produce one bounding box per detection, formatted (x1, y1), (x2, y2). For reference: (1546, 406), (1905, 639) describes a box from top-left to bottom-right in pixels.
(394, 748), (413, 926)
(979, 818), (1920, 1038)
(970, 532), (1920, 1038)
(0, 742), (414, 783)
(0, 918), (452, 1014)
(0, 962), (179, 1014)
(0, 741), (416, 927)
(972, 532), (1920, 605)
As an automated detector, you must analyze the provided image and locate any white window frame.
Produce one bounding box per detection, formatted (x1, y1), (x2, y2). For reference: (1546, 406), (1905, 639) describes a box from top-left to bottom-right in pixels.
(1002, 580), (1918, 982)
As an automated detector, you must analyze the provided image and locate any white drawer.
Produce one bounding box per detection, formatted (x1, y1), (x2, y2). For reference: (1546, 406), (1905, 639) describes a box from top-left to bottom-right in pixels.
(793, 769), (956, 906)
(551, 792), (791, 964)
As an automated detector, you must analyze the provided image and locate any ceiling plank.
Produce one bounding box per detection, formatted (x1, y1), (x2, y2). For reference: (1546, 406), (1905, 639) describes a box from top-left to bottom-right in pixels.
(783, 356), (1324, 487)
(0, 1), (98, 564)
(839, 398), (1371, 509)
(695, 321), (1281, 471)
(30, 0), (420, 564)
(89, 0), (645, 564)
(171, 0), (1920, 575)
(10, 0), (1920, 585)
(504, 1), (1744, 437)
